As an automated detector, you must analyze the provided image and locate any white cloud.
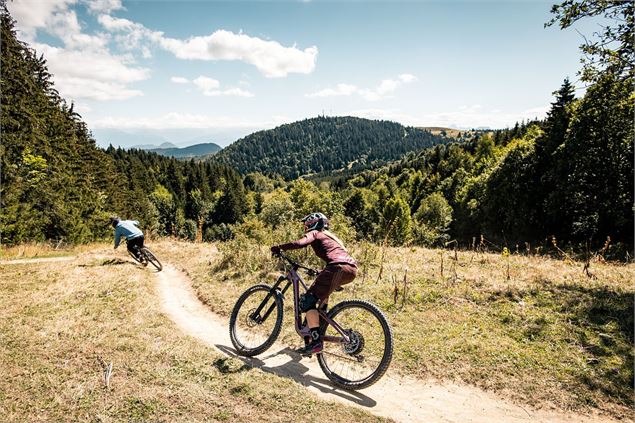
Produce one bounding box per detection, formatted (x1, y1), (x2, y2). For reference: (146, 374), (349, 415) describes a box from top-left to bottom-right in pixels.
(375, 79), (399, 96)
(7, 0), (76, 40)
(307, 74), (417, 101)
(98, 14), (137, 31)
(158, 30), (318, 77)
(398, 74), (417, 83)
(191, 76), (254, 97)
(83, 0), (123, 14)
(33, 42), (150, 100)
(48, 10), (109, 50)
(171, 76), (190, 84)
(92, 112), (289, 129)
(53, 77), (143, 101)
(7, 1), (150, 101)
(349, 105), (549, 129)
(202, 88), (255, 98)
(306, 83), (358, 98)
(141, 46), (152, 59)
(97, 15), (318, 78)
(97, 14), (163, 53)
(192, 76), (220, 92)
(357, 89), (381, 102)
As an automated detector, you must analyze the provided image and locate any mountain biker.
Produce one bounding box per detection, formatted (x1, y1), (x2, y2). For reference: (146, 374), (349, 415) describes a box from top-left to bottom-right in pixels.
(271, 212), (357, 355)
(110, 216), (145, 262)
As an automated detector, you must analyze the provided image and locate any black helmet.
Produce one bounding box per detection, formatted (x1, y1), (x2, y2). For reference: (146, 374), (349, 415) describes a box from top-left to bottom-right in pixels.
(110, 216), (120, 228)
(302, 212), (328, 232)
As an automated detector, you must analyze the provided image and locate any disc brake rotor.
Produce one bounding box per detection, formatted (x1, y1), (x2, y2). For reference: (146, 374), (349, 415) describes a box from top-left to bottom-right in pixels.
(342, 329), (365, 356)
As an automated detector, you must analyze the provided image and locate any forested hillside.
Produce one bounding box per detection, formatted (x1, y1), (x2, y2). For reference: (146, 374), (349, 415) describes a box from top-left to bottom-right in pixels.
(0, 6), (121, 244)
(105, 147), (247, 241)
(0, 5), (246, 245)
(334, 75), (633, 251)
(212, 116), (451, 179)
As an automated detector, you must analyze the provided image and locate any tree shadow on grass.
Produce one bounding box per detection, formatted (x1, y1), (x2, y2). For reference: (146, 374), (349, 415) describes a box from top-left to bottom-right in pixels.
(543, 282), (633, 405)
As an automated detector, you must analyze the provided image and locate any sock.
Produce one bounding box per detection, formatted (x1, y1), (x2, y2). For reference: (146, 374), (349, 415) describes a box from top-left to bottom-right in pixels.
(309, 327), (320, 344)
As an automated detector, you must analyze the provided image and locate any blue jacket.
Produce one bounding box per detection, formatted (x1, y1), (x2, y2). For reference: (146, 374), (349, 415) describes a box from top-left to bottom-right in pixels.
(114, 220), (143, 248)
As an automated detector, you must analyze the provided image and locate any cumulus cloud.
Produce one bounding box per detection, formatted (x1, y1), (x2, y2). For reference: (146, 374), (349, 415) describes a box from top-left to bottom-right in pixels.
(48, 10), (109, 50)
(7, 1), (150, 101)
(9, 0), (315, 102)
(192, 76), (220, 92)
(33, 42), (149, 100)
(398, 73), (416, 83)
(171, 75), (254, 97)
(157, 30), (318, 77)
(307, 74), (417, 101)
(7, 0), (76, 40)
(190, 76), (254, 97)
(97, 14), (163, 52)
(97, 15), (318, 78)
(306, 83), (358, 98)
(171, 76), (190, 84)
(83, 0), (123, 14)
(202, 87), (254, 97)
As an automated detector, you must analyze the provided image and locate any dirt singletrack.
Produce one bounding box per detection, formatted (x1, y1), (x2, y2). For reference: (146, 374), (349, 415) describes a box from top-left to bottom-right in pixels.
(156, 263), (620, 423)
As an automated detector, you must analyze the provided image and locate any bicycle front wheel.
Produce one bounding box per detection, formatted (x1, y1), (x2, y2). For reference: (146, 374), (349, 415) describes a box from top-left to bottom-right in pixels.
(141, 247), (162, 271)
(229, 284), (283, 357)
(318, 299), (393, 390)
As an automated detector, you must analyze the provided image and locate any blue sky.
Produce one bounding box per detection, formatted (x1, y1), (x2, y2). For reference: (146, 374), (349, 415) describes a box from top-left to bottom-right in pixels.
(8, 0), (596, 147)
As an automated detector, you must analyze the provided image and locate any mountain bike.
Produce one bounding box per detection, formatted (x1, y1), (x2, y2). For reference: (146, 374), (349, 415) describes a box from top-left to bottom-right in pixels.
(229, 252), (393, 390)
(127, 244), (163, 271)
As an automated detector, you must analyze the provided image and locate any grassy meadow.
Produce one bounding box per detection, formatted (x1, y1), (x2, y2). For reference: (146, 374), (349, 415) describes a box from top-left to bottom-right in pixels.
(0, 245), (388, 422)
(154, 239), (634, 420)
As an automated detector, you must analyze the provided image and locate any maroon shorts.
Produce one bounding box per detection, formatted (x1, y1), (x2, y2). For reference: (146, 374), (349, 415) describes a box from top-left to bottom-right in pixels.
(308, 263), (357, 302)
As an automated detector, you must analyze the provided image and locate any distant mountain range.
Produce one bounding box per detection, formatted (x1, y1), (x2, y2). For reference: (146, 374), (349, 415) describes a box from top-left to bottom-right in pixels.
(91, 127), (260, 149)
(133, 142), (178, 150)
(212, 116), (451, 179)
(147, 143), (222, 159)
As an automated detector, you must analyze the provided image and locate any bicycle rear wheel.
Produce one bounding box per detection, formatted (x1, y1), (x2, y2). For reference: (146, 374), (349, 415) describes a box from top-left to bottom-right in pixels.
(229, 284), (283, 357)
(141, 247), (162, 271)
(317, 299), (393, 390)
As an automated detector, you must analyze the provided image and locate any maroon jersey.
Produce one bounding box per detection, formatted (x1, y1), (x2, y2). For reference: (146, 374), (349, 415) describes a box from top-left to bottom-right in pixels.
(277, 230), (357, 266)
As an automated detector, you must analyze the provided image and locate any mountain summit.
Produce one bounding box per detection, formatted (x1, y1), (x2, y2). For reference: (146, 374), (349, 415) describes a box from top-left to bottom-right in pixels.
(212, 116), (449, 179)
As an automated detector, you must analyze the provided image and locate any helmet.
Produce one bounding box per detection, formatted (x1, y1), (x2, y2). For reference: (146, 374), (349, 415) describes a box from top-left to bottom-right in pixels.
(302, 212), (329, 232)
(110, 216), (120, 228)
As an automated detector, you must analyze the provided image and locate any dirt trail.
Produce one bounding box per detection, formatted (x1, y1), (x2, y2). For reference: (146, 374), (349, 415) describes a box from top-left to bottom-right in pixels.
(156, 264), (619, 423)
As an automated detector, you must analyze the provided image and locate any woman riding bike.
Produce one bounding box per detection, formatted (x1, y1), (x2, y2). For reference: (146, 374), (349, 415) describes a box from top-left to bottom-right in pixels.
(271, 212), (357, 356)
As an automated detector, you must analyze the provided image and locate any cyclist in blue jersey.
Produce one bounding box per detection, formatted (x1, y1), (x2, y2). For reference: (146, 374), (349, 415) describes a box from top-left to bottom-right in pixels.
(110, 216), (145, 261)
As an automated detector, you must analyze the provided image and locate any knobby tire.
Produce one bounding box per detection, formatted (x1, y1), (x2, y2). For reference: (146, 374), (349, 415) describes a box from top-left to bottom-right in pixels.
(317, 299), (394, 390)
(229, 284), (284, 357)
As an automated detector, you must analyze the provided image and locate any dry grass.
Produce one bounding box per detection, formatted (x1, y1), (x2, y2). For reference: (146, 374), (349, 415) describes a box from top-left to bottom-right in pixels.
(0, 241), (111, 260)
(165, 239), (635, 420)
(0, 244), (388, 422)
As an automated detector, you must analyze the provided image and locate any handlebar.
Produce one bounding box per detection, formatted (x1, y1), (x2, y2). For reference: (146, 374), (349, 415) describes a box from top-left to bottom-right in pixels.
(274, 252), (319, 276)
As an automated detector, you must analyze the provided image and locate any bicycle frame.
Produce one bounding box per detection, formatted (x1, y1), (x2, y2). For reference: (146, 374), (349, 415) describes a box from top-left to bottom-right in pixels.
(252, 260), (351, 345)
